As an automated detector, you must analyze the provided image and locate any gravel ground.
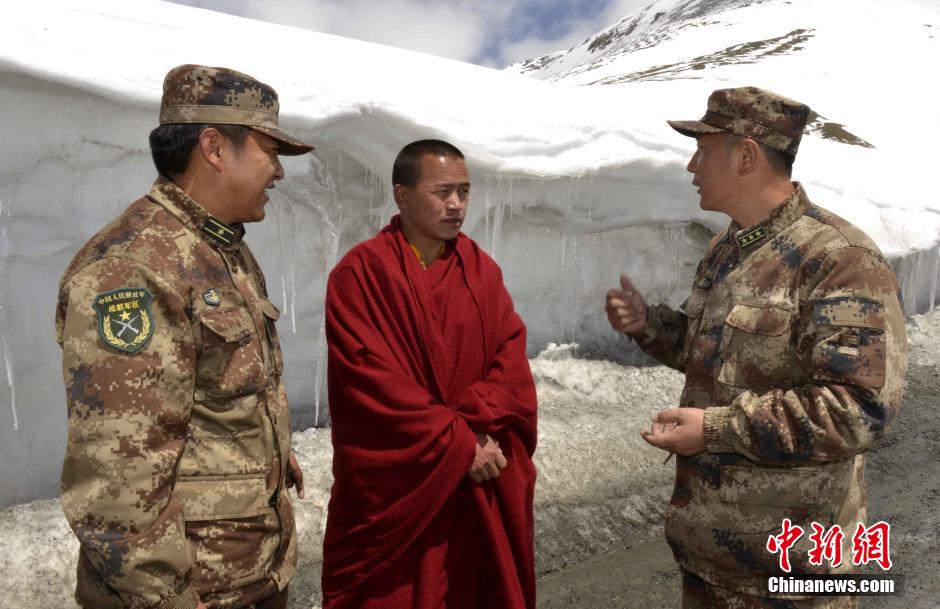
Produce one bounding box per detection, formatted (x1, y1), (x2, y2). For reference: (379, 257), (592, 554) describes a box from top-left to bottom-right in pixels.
(1, 313), (935, 609)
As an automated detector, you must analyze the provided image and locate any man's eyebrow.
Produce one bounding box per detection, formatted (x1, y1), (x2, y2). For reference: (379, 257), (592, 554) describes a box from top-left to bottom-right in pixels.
(432, 181), (471, 188)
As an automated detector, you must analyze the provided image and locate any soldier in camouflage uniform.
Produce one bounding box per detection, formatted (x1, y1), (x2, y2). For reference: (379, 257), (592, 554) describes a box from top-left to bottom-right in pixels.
(56, 65), (314, 609)
(606, 87), (906, 608)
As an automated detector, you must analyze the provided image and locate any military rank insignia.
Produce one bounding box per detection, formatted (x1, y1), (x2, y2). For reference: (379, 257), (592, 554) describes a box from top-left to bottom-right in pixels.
(93, 288), (155, 354)
(736, 225), (768, 248)
(202, 217), (237, 245)
(203, 288), (222, 306)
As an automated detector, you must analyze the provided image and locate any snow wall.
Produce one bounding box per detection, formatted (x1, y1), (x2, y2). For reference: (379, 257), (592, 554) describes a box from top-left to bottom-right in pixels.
(2, 0), (939, 507)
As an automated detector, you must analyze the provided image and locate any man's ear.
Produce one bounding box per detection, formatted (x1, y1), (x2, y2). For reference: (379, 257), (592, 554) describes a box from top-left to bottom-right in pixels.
(393, 184), (407, 210)
(196, 127), (225, 172)
(737, 137), (760, 176)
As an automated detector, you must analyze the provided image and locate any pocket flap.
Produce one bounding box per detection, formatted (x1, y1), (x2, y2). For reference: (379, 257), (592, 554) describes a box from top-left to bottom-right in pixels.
(175, 473), (270, 521)
(813, 297), (884, 329)
(725, 303), (792, 336)
(260, 299), (280, 321)
(198, 308), (254, 343)
(680, 288), (707, 319)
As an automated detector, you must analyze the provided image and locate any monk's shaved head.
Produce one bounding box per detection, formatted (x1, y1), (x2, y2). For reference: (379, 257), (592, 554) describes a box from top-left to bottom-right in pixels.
(392, 139), (465, 188)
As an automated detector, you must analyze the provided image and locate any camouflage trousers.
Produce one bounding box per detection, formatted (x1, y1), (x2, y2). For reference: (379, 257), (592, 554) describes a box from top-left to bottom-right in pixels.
(682, 570), (857, 609)
(238, 586), (288, 609)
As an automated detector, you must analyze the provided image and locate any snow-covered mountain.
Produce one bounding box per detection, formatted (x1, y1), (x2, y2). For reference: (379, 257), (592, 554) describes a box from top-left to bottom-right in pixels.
(1, 0), (939, 506)
(510, 0), (940, 194)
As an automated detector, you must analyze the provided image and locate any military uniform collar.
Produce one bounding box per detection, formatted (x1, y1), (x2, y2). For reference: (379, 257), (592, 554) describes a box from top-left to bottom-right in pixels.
(728, 182), (810, 255)
(147, 177), (245, 252)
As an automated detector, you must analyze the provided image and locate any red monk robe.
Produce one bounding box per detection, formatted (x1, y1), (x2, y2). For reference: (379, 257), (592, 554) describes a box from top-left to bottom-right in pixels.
(322, 215), (538, 609)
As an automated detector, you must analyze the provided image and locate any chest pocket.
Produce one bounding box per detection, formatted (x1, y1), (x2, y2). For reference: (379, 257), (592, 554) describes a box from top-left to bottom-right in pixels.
(260, 298), (283, 376)
(717, 302), (794, 390)
(678, 287), (709, 368)
(195, 307), (265, 399)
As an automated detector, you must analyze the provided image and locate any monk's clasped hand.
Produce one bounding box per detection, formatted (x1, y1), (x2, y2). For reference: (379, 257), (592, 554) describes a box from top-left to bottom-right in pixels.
(469, 433), (508, 482)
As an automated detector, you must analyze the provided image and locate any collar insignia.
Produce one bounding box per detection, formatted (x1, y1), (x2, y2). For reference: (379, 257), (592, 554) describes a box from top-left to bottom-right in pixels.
(202, 217), (237, 245)
(696, 276), (713, 290)
(736, 225), (768, 248)
(203, 289), (222, 306)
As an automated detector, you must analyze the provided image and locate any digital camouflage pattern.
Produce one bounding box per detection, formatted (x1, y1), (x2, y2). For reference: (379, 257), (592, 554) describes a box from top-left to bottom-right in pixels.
(56, 178), (296, 609)
(682, 568), (855, 609)
(668, 86), (811, 156)
(159, 64), (313, 156)
(634, 184), (907, 597)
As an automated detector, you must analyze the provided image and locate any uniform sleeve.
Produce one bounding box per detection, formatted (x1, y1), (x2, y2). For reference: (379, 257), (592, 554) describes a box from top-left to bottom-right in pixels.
(703, 246), (907, 464)
(58, 257), (198, 609)
(633, 304), (689, 371)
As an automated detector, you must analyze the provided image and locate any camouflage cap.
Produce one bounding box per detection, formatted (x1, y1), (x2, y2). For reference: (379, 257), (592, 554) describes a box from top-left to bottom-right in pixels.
(160, 64), (313, 155)
(667, 86), (811, 156)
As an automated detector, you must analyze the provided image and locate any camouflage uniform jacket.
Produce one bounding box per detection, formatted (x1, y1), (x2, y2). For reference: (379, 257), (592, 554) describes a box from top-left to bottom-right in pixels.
(56, 178), (296, 609)
(635, 184), (906, 596)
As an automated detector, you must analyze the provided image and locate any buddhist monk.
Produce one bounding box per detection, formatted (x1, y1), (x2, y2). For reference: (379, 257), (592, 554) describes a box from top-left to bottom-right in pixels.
(321, 139), (538, 609)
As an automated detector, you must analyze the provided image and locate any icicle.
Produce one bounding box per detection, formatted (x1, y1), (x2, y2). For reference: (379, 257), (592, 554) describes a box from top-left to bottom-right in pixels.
(3, 345), (15, 432)
(911, 251), (922, 315)
(483, 177), (491, 248)
(559, 231), (573, 342)
(586, 173), (594, 221)
(277, 210), (289, 320)
(507, 178), (514, 222)
(313, 218), (341, 427)
(902, 250), (923, 315)
(661, 223), (686, 308)
(363, 163), (392, 230)
(337, 154), (343, 196)
(931, 246), (939, 312)
(0, 187), (17, 431)
(106, 166), (113, 210)
(490, 177), (509, 261)
(895, 245), (940, 316)
(291, 157), (344, 428)
(287, 204), (298, 334)
(271, 201), (293, 331)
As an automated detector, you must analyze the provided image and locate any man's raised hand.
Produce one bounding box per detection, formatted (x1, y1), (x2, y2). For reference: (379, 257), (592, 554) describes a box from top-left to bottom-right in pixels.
(606, 273), (648, 336)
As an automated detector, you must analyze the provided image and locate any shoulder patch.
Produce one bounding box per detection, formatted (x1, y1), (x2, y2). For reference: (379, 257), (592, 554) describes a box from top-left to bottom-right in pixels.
(92, 288), (155, 354)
